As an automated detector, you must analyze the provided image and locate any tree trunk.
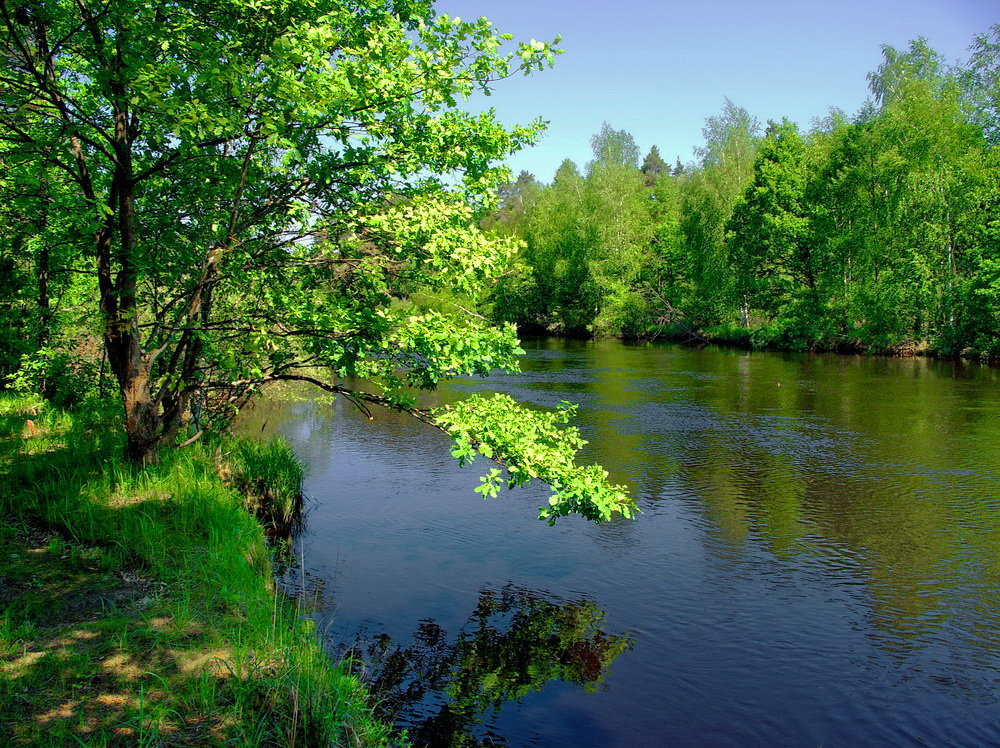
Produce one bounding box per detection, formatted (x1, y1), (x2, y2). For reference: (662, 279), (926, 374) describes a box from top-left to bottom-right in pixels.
(122, 356), (160, 465)
(36, 178), (51, 351)
(37, 244), (50, 349)
(109, 44), (167, 466)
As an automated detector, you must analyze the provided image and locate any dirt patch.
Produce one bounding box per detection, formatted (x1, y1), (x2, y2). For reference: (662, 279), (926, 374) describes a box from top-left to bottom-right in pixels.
(0, 524), (155, 628)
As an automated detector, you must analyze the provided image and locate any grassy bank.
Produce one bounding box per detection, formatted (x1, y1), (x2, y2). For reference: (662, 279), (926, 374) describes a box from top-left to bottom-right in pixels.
(0, 394), (393, 745)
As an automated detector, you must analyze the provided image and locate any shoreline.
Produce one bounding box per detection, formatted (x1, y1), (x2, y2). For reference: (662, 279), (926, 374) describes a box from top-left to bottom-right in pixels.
(516, 325), (1000, 366)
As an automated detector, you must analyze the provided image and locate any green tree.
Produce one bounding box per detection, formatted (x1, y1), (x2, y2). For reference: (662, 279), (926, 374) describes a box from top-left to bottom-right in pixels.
(0, 138), (99, 399)
(520, 158), (595, 332)
(640, 163), (686, 333)
(867, 37), (946, 106)
(491, 124), (655, 338)
(640, 145), (669, 186)
(489, 29), (999, 359)
(959, 24), (1000, 144)
(679, 99), (760, 326)
(812, 40), (990, 351)
(481, 170), (542, 237)
(489, 159), (593, 334)
(0, 1), (632, 522)
(583, 125), (653, 334)
(727, 119), (819, 342)
(587, 122), (640, 171)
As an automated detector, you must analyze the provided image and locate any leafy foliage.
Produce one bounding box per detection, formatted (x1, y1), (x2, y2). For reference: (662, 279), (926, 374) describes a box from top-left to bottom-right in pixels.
(0, 0), (636, 522)
(434, 394), (632, 523)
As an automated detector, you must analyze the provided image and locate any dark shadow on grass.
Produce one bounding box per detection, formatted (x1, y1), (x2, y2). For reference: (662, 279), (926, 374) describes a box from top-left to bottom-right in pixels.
(0, 410), (227, 743)
(0, 524), (235, 744)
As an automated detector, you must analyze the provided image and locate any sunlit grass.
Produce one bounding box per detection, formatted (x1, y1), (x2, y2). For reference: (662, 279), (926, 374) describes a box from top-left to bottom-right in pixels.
(0, 395), (394, 745)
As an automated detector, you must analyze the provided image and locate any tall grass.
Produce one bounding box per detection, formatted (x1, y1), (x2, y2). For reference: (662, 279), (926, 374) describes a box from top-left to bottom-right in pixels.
(225, 437), (305, 535)
(0, 395), (394, 745)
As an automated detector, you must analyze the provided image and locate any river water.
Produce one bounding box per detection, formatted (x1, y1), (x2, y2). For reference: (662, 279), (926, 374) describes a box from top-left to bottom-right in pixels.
(243, 339), (1000, 746)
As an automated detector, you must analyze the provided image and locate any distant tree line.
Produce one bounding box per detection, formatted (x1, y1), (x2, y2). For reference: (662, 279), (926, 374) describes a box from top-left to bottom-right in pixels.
(484, 30), (1000, 360)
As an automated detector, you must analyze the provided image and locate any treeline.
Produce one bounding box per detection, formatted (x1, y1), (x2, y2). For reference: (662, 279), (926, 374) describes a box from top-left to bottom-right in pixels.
(485, 32), (1000, 360)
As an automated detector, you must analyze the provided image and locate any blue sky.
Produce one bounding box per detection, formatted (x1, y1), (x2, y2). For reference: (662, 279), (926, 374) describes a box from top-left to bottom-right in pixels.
(435, 0), (996, 182)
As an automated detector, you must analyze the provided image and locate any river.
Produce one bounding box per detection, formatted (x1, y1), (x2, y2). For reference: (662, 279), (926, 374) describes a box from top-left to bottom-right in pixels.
(241, 338), (1000, 746)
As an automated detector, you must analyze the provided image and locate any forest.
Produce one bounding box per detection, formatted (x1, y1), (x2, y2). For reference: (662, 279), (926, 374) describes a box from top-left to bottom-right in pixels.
(483, 32), (1000, 360)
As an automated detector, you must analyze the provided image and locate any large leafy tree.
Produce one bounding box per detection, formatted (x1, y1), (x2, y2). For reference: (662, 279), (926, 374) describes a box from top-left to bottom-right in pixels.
(493, 125), (655, 337)
(0, 1), (632, 522)
(808, 39), (993, 350)
(679, 98), (760, 326)
(519, 158), (594, 333)
(727, 119), (816, 327)
(587, 122), (639, 171)
(583, 125), (653, 334)
(866, 37), (946, 106)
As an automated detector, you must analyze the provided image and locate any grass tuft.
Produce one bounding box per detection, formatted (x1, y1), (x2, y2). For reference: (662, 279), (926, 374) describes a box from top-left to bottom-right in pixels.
(223, 437), (305, 536)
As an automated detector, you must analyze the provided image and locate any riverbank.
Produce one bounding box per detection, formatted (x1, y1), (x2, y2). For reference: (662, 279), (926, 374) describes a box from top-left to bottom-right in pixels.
(522, 322), (998, 364)
(685, 323), (955, 359)
(0, 395), (393, 745)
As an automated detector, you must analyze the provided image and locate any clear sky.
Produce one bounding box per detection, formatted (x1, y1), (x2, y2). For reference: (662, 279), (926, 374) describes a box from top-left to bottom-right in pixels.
(434, 0), (997, 182)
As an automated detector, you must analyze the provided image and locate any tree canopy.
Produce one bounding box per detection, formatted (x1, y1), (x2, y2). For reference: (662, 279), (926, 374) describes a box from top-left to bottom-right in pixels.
(0, 0), (634, 523)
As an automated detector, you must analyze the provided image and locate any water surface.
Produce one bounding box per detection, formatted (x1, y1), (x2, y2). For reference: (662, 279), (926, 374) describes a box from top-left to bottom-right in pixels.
(243, 340), (1000, 745)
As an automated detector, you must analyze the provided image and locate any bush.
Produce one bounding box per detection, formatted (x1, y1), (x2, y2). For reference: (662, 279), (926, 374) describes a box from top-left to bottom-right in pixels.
(8, 339), (107, 408)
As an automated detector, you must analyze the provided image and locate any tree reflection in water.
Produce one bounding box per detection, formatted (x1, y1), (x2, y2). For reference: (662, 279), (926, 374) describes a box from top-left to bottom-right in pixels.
(345, 585), (633, 746)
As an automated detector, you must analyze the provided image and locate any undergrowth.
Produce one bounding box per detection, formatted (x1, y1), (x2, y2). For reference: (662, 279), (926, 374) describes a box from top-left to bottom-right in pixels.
(0, 394), (393, 746)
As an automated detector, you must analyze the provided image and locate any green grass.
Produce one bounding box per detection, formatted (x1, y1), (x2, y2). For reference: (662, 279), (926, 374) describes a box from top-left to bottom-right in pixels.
(225, 437), (305, 536)
(0, 396), (394, 746)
